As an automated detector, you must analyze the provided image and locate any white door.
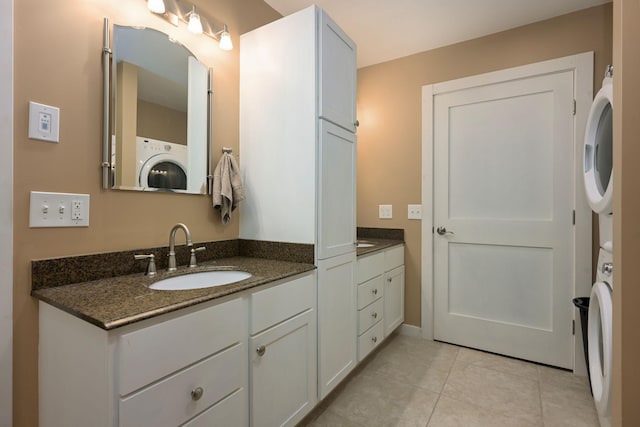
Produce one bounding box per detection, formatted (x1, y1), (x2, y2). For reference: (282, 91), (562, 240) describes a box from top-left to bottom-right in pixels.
(317, 120), (356, 260)
(317, 252), (356, 399)
(251, 310), (316, 427)
(433, 70), (575, 368)
(318, 8), (357, 133)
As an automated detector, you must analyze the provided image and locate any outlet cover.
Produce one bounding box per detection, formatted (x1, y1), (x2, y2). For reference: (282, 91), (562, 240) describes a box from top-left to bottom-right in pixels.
(379, 204), (392, 219)
(408, 204), (422, 220)
(30, 191), (90, 228)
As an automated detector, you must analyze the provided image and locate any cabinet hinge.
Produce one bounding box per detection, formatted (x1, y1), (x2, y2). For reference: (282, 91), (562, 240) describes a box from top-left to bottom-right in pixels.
(573, 210), (576, 225)
(572, 319), (575, 335)
(432, 226), (434, 234)
(573, 100), (576, 115)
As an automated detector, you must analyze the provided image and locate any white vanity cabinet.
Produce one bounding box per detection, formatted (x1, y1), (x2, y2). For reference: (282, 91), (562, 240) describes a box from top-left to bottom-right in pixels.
(383, 246), (405, 336)
(356, 251), (385, 361)
(39, 295), (248, 427)
(240, 5), (358, 401)
(249, 273), (317, 427)
(355, 244), (405, 361)
(39, 271), (318, 427)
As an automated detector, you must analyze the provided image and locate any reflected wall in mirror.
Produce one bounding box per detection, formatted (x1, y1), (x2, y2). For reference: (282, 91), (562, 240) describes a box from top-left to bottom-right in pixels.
(110, 24), (209, 194)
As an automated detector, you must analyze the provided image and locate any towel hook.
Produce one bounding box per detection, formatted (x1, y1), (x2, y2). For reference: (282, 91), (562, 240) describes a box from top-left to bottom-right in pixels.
(222, 147), (233, 154)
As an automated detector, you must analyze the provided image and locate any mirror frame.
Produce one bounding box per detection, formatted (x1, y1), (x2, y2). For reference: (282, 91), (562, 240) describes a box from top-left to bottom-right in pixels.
(102, 18), (213, 194)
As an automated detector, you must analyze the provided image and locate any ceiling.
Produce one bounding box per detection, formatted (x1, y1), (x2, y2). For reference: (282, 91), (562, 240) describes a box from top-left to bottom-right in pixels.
(263, 0), (611, 68)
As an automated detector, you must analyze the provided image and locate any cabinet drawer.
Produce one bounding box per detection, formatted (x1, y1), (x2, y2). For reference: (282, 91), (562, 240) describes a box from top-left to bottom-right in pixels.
(251, 272), (315, 335)
(358, 298), (384, 335)
(357, 320), (384, 361)
(118, 297), (244, 395)
(119, 343), (245, 427)
(357, 275), (383, 310)
(384, 245), (404, 271)
(357, 252), (384, 284)
(183, 388), (247, 427)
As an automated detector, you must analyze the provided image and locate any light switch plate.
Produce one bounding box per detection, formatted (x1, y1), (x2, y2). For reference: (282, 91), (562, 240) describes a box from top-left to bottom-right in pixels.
(30, 191), (90, 228)
(28, 101), (60, 143)
(408, 204), (422, 220)
(379, 204), (392, 219)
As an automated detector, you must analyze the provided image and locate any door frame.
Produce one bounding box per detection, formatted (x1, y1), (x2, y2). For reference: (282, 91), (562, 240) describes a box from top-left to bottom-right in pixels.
(421, 52), (593, 373)
(0, 0), (13, 423)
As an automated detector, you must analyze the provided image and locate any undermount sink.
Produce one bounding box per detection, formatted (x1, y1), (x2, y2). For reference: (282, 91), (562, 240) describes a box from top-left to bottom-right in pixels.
(356, 241), (375, 248)
(149, 270), (252, 291)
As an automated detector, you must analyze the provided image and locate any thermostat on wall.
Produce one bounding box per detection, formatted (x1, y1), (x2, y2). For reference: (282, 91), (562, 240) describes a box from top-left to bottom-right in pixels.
(28, 101), (60, 143)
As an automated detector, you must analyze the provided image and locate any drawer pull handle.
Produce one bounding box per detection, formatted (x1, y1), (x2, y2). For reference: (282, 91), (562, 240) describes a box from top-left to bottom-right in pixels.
(191, 387), (204, 401)
(372, 288), (378, 296)
(372, 312), (378, 319)
(372, 336), (378, 344)
(256, 345), (266, 357)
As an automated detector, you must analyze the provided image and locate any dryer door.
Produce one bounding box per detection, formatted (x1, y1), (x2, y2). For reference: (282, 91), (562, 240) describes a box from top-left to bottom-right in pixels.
(588, 280), (612, 418)
(583, 78), (613, 214)
(139, 154), (187, 191)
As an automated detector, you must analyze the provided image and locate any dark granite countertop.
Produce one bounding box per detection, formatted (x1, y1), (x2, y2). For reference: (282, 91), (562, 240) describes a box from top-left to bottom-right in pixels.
(356, 238), (404, 256)
(32, 256), (315, 331)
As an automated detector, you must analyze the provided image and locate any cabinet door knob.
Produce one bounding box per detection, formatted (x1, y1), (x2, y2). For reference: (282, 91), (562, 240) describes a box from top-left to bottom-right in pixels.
(256, 345), (266, 356)
(387, 277), (392, 283)
(191, 387), (204, 401)
(372, 288), (378, 296)
(372, 312), (378, 319)
(355, 120), (360, 127)
(371, 336), (378, 344)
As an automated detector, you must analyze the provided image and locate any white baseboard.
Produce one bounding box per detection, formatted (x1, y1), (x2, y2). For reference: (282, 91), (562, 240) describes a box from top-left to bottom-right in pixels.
(397, 323), (422, 337)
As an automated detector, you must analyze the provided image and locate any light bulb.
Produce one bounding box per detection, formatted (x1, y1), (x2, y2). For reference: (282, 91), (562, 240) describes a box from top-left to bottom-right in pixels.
(219, 25), (233, 51)
(147, 0), (165, 14)
(187, 7), (203, 34)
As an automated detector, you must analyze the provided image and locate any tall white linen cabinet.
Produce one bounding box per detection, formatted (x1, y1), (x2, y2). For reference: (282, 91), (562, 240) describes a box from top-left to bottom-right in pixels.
(239, 4), (358, 406)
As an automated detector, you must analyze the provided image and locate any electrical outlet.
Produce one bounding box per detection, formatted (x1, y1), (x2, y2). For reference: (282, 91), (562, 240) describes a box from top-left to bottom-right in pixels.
(30, 191), (90, 227)
(379, 204), (392, 219)
(408, 204), (422, 220)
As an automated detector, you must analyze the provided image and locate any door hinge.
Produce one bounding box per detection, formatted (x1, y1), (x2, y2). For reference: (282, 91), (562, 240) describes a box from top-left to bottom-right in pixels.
(573, 210), (576, 225)
(573, 99), (576, 115)
(572, 319), (575, 335)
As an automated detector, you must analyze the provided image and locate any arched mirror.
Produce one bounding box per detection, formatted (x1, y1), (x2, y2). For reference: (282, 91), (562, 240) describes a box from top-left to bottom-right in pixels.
(102, 21), (211, 194)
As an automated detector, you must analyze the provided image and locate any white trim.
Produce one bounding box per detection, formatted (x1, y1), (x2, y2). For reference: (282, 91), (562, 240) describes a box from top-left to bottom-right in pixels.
(0, 0), (13, 423)
(397, 323), (422, 337)
(421, 52), (593, 372)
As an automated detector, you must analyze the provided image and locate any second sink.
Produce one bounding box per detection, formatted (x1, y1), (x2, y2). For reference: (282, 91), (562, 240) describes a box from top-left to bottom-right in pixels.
(149, 270), (252, 291)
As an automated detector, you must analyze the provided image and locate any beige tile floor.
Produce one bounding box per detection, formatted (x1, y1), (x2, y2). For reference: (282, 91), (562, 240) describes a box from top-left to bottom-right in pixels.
(301, 333), (599, 427)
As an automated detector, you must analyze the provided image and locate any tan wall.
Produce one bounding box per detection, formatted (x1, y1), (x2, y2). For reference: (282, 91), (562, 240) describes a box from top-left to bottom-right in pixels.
(356, 4), (613, 327)
(12, 0), (281, 425)
(137, 99), (188, 145)
(612, 1), (640, 425)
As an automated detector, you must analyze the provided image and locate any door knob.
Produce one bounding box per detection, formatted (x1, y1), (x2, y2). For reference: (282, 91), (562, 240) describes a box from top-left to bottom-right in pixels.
(436, 226), (454, 235)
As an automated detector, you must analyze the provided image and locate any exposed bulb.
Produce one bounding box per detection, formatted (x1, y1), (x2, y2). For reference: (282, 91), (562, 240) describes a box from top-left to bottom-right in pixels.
(219, 25), (233, 51)
(187, 7), (203, 34)
(147, 0), (166, 14)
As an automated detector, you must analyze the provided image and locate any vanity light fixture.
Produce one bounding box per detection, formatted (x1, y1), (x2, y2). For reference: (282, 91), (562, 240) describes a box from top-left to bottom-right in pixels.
(187, 6), (203, 35)
(218, 25), (233, 51)
(147, 0), (166, 14)
(144, 0), (233, 51)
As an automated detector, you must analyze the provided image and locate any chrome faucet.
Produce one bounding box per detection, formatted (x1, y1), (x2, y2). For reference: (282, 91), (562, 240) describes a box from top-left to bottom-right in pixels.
(168, 223), (193, 271)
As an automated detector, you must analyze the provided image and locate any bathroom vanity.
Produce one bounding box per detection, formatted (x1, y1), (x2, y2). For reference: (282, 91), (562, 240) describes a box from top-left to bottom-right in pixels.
(36, 259), (317, 427)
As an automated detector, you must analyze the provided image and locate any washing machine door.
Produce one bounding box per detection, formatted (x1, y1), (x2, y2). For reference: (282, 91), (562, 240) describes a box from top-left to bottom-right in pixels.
(588, 280), (612, 419)
(583, 77), (613, 214)
(139, 154), (187, 191)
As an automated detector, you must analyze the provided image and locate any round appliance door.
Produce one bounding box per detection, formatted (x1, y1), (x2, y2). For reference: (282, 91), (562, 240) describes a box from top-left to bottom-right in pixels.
(588, 280), (612, 418)
(139, 154), (187, 191)
(583, 80), (613, 214)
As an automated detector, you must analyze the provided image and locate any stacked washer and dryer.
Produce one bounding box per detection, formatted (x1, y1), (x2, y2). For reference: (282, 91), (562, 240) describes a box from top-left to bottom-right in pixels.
(583, 65), (614, 427)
